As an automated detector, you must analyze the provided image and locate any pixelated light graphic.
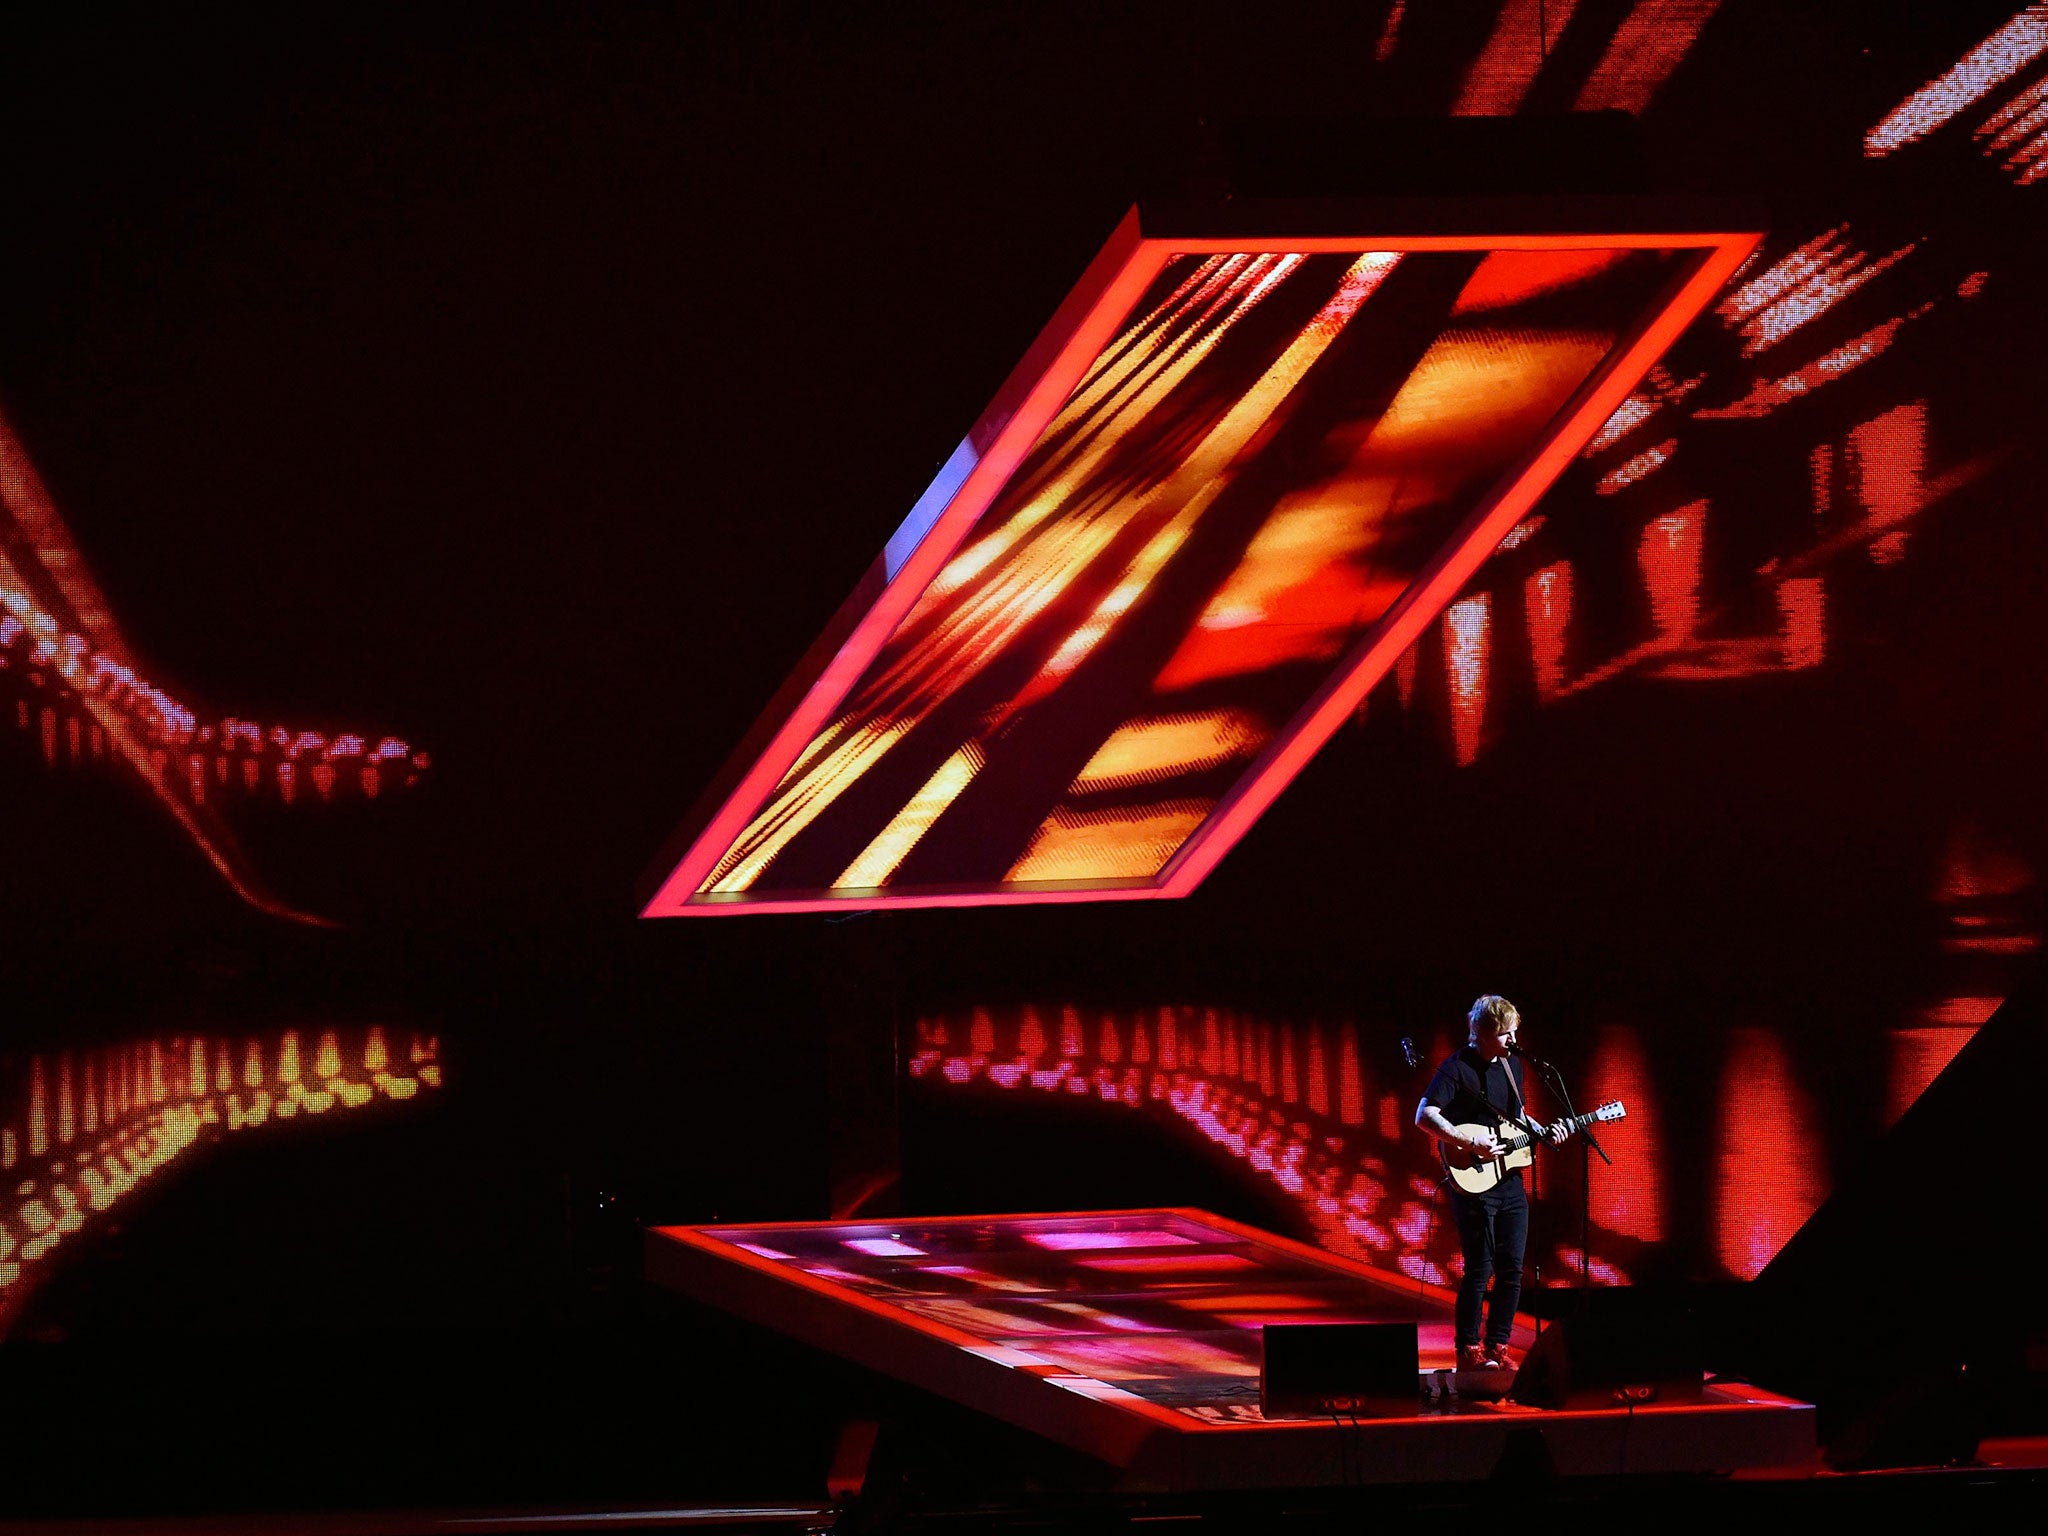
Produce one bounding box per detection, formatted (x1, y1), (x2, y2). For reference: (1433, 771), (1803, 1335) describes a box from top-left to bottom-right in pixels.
(0, 1027), (443, 1333)
(1571, 0), (1725, 116)
(1865, 4), (2048, 156)
(1847, 400), (1929, 564)
(1596, 436), (1677, 494)
(1444, 595), (1490, 766)
(1976, 74), (2048, 182)
(1640, 503), (1705, 644)
(1454, 0), (1585, 116)
(0, 406), (431, 922)
(1716, 226), (1918, 357)
(1374, 0), (1408, 64)
(1526, 562), (1573, 700)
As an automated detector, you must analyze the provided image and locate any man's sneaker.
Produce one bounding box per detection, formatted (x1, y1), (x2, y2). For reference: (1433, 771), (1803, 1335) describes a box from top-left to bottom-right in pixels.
(1483, 1341), (1521, 1370)
(1456, 1344), (1489, 1370)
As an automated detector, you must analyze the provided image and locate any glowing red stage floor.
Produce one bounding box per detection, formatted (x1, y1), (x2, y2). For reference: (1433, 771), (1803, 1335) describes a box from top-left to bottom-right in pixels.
(645, 1208), (1813, 1489)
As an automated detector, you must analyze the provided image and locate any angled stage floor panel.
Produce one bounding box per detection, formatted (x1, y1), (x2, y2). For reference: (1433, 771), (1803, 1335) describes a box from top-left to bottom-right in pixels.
(645, 1208), (1813, 1488)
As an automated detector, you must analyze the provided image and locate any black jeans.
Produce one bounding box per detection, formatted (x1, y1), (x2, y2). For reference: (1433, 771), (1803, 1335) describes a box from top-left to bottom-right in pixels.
(1451, 1175), (1528, 1348)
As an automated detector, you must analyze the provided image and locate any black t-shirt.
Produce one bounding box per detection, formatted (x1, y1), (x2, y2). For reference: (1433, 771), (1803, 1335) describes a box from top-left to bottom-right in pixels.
(1423, 1047), (1529, 1134)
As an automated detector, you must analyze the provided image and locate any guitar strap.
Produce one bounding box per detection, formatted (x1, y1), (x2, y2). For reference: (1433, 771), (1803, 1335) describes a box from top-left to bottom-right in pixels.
(1493, 1058), (1535, 1135)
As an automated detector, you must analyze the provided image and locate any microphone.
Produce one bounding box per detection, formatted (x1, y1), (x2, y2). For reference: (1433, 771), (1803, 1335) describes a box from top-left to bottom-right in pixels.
(1507, 1042), (1556, 1069)
(1399, 1037), (1419, 1069)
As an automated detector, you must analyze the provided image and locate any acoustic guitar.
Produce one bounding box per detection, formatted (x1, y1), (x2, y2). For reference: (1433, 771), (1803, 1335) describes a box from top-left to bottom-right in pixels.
(1439, 1100), (1627, 1194)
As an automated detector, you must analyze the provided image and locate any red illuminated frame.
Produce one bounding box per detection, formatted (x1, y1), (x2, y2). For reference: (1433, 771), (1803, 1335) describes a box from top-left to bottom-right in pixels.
(643, 201), (1761, 916)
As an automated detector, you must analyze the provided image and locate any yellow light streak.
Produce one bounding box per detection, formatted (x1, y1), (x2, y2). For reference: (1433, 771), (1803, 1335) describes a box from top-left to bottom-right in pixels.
(835, 742), (986, 889)
(1025, 254), (1402, 692)
(704, 720), (915, 892)
(1006, 800), (1210, 883)
(1068, 711), (1264, 797)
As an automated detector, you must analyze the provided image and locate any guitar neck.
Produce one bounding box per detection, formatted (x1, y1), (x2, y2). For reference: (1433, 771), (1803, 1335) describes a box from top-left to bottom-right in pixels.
(1502, 1109), (1598, 1150)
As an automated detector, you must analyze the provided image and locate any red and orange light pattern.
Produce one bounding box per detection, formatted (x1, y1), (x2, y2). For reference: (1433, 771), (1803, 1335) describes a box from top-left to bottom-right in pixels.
(649, 212), (1756, 914)
(910, 995), (2011, 1284)
(0, 1025), (443, 1335)
(688, 1208), (1472, 1416)
(1452, 0), (1719, 119)
(909, 1004), (1635, 1290)
(0, 406), (430, 922)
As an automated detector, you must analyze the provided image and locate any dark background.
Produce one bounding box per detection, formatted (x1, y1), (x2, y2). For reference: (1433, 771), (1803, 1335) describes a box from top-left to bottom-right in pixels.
(0, 0), (2043, 1517)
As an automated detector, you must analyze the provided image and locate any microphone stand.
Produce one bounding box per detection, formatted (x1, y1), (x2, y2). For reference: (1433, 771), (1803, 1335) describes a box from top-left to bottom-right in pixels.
(1522, 1051), (1608, 1290)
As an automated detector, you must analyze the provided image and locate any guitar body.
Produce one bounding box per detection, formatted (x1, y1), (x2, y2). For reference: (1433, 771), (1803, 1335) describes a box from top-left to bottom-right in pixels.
(1440, 1123), (1533, 1196)
(1436, 1101), (1627, 1195)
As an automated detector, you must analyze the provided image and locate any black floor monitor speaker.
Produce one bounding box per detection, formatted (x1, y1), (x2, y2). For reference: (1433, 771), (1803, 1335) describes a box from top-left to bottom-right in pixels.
(1260, 1322), (1419, 1419)
(1511, 1288), (1703, 1410)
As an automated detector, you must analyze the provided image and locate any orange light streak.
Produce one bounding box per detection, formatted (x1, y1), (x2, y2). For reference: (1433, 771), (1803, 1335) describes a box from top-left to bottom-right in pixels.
(1454, 0), (1584, 116)
(28, 1058), (47, 1157)
(1006, 801), (1210, 884)
(1444, 595), (1490, 766)
(1020, 254), (1401, 704)
(705, 721), (916, 892)
(1066, 711), (1263, 797)
(1458, 252), (1630, 315)
(56, 1055), (74, 1146)
(1572, 1), (1723, 116)
(1694, 305), (1930, 419)
(927, 257), (1298, 604)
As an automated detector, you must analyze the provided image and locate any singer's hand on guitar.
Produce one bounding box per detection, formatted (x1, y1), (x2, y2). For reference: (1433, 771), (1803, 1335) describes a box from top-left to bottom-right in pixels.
(1465, 1131), (1504, 1160)
(1545, 1120), (1574, 1146)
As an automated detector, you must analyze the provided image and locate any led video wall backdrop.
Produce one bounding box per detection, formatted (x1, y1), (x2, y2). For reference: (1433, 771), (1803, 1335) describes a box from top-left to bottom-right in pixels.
(645, 210), (1756, 914)
(5, 2), (2046, 1329)
(892, 3), (2048, 1286)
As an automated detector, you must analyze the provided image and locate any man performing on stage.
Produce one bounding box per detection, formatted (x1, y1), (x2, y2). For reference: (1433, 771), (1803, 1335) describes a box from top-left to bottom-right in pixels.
(1414, 995), (1575, 1370)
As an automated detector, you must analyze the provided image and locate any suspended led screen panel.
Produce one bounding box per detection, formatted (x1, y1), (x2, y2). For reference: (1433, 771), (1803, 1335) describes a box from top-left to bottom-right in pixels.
(644, 203), (1759, 915)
